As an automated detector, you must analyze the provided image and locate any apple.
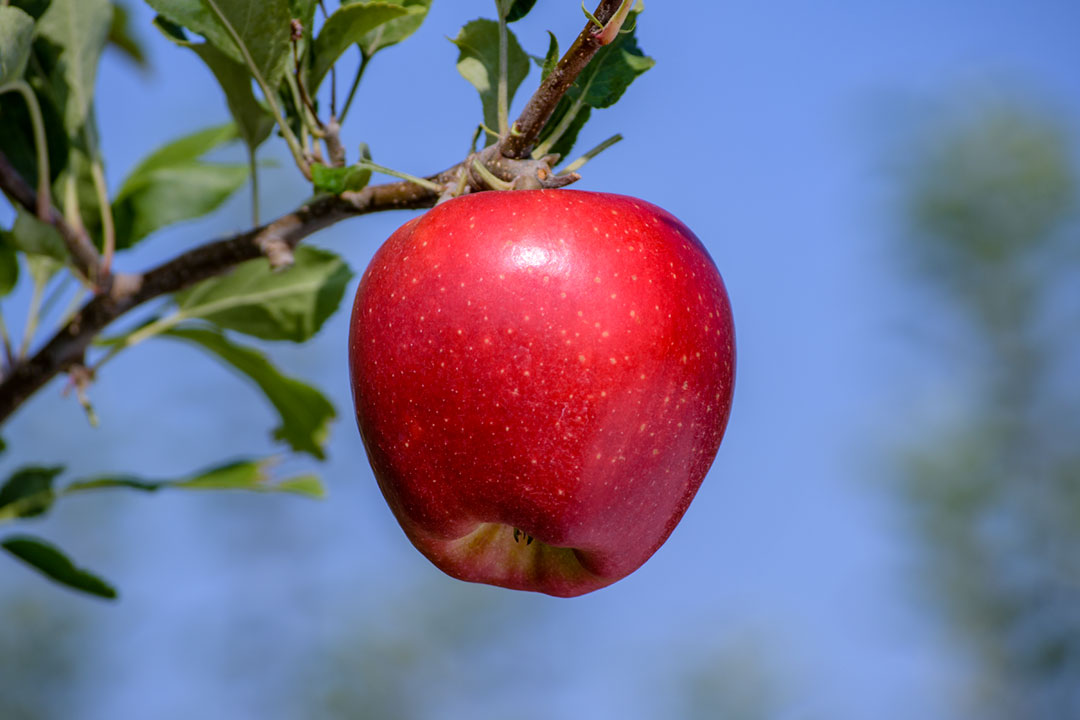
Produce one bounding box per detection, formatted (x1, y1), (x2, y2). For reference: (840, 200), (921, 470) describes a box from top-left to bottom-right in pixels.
(348, 190), (735, 597)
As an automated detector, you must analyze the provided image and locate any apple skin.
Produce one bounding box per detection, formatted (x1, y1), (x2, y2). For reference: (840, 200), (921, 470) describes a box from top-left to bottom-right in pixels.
(348, 189), (735, 597)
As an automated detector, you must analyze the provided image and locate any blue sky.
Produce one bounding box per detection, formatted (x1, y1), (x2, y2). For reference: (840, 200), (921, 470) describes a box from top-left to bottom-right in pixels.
(2, 1), (1079, 718)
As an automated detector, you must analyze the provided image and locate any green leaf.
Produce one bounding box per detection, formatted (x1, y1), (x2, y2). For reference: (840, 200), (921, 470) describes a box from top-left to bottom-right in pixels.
(2, 535), (117, 599)
(0, 465), (62, 520)
(153, 17), (275, 154)
(11, 210), (66, 261)
(11, 210), (66, 286)
(193, 45), (276, 152)
(68, 458), (326, 499)
(119, 123), (238, 181)
(309, 2), (409, 92)
(537, 31), (558, 81)
(505, 0), (537, 23)
(0, 231), (21, 297)
(163, 327), (336, 459)
(0, 6), (34, 85)
(311, 157), (372, 195)
(112, 123), (247, 250)
(174, 245), (353, 342)
(107, 3), (148, 68)
(349, 0), (432, 58)
(543, 102), (591, 160)
(579, 33), (654, 109)
(35, 0), (112, 136)
(145, 0), (293, 88)
(451, 19), (530, 141)
(26, 254), (61, 286)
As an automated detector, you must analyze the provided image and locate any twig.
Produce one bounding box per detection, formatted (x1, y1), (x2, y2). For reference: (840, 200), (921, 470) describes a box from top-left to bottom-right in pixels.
(339, 52), (369, 124)
(0, 151), (104, 286)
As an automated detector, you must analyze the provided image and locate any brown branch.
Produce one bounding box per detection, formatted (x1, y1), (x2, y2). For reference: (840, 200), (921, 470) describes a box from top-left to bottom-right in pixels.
(0, 151), (105, 287)
(0, 0), (625, 426)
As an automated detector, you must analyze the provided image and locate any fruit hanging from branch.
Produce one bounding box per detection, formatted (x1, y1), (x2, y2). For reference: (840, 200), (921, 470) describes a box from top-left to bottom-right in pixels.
(349, 190), (735, 596)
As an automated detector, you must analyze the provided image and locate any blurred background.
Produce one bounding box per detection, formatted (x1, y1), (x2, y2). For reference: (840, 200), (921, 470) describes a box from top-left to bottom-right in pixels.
(2, 1), (1079, 718)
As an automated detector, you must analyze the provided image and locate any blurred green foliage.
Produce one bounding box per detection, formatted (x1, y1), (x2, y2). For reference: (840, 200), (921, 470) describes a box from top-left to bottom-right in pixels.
(898, 102), (1080, 719)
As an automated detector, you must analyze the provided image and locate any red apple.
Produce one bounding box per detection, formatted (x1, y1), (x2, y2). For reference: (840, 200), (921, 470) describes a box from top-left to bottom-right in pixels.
(348, 190), (735, 597)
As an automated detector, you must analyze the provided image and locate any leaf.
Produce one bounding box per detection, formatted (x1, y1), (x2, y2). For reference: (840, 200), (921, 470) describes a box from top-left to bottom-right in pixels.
(544, 102), (591, 160)
(311, 155), (372, 195)
(349, 0), (432, 58)
(163, 327), (336, 459)
(505, 0), (537, 23)
(145, 0), (294, 88)
(0, 465), (63, 519)
(192, 45), (276, 152)
(67, 458), (326, 499)
(11, 210), (67, 286)
(11, 210), (66, 261)
(537, 30), (558, 80)
(153, 17), (275, 153)
(451, 19), (530, 140)
(174, 245), (353, 342)
(107, 3), (148, 68)
(2, 535), (117, 599)
(119, 123), (238, 181)
(0, 6), (34, 84)
(26, 254), (61, 286)
(0, 231), (21, 297)
(580, 33), (654, 109)
(309, 2), (409, 92)
(35, 0), (112, 136)
(111, 123), (247, 249)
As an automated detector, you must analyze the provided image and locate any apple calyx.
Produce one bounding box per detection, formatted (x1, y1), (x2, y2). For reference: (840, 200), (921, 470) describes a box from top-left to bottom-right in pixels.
(424, 521), (610, 598)
(467, 144), (578, 192)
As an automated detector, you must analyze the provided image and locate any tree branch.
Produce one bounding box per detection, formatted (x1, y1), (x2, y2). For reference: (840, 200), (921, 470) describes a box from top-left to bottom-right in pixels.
(0, 151), (105, 286)
(0, 0), (627, 426)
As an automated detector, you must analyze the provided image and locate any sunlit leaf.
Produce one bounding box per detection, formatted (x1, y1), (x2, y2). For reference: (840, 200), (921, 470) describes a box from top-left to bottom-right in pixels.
(146, 0), (293, 88)
(153, 17), (275, 154)
(112, 123), (247, 249)
(162, 326), (336, 458)
(311, 160), (372, 195)
(10, 210), (66, 261)
(2, 535), (117, 599)
(0, 6), (34, 85)
(347, 0), (432, 58)
(309, 2), (409, 92)
(68, 458), (326, 499)
(35, 0), (112, 136)
(451, 19), (529, 141)
(174, 245), (353, 343)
